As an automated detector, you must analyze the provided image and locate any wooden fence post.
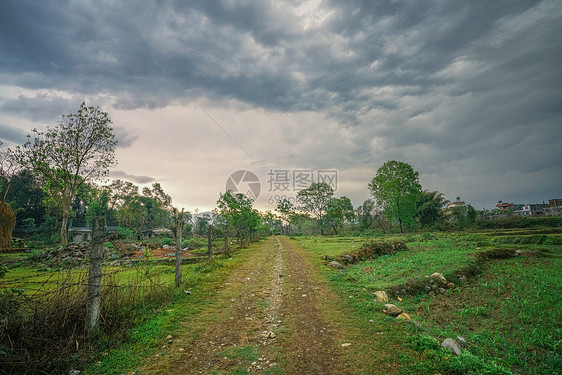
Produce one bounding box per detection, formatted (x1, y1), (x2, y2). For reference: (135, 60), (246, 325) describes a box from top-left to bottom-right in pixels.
(175, 222), (182, 287)
(86, 216), (104, 333)
(207, 225), (212, 259)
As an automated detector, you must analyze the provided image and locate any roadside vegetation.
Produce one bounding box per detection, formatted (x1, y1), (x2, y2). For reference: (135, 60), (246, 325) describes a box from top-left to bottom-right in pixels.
(296, 229), (561, 375)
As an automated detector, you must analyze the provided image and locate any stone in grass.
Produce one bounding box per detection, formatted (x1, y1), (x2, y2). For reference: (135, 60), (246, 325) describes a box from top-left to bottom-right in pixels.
(384, 304), (402, 316)
(431, 272), (448, 285)
(374, 291), (389, 303)
(441, 338), (462, 356)
(329, 261), (344, 269)
(447, 282), (455, 289)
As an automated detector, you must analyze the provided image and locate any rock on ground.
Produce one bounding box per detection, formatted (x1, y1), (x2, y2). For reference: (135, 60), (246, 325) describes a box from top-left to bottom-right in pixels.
(384, 304), (402, 316)
(374, 291), (389, 303)
(441, 338), (462, 356)
(329, 261), (344, 269)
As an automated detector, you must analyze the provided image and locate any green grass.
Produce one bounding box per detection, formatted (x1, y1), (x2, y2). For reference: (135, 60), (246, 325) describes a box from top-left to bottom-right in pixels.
(303, 232), (561, 375)
(83, 242), (263, 374)
(344, 238), (478, 290)
(403, 256), (562, 375)
(296, 236), (372, 257)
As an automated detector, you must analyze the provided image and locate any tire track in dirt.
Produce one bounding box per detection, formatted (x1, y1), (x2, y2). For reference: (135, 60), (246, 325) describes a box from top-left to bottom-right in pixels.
(140, 237), (285, 374)
(278, 236), (348, 375)
(140, 236), (351, 374)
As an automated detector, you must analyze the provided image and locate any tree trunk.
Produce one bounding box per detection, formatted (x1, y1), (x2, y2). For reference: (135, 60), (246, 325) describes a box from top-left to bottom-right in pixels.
(224, 224), (229, 253)
(86, 216), (104, 334)
(60, 202), (70, 244)
(0, 202), (16, 249)
(207, 225), (213, 259)
(175, 223), (182, 287)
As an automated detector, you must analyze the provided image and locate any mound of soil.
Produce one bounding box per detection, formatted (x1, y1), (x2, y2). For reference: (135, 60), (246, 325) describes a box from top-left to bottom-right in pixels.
(334, 240), (408, 265)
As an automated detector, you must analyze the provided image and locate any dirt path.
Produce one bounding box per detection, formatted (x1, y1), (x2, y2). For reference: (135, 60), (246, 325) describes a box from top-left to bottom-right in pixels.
(139, 236), (353, 374)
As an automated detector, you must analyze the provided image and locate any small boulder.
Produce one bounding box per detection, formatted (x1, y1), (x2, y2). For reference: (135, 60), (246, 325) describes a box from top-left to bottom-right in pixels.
(437, 287), (446, 294)
(374, 291), (389, 303)
(446, 282), (455, 289)
(329, 261), (344, 269)
(396, 313), (411, 320)
(384, 304), (402, 316)
(441, 338), (462, 356)
(431, 272), (447, 285)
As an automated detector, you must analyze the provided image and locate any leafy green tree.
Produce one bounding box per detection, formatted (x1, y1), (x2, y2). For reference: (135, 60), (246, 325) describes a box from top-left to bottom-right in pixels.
(325, 196), (354, 235)
(15, 102), (117, 243)
(117, 195), (148, 239)
(416, 190), (449, 228)
(368, 160), (422, 233)
(217, 191), (259, 245)
(296, 182), (334, 235)
(356, 199), (375, 231)
(193, 212), (213, 236)
(276, 198), (295, 235)
(3, 169), (45, 227)
(261, 210), (281, 235)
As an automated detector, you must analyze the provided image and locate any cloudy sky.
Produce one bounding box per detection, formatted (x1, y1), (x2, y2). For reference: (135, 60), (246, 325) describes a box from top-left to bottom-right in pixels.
(1, 0), (560, 211)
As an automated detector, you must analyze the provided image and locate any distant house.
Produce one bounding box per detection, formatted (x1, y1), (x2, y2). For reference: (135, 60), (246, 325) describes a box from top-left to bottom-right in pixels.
(515, 204), (546, 216)
(546, 199), (562, 217)
(444, 197), (467, 220)
(495, 201), (514, 212)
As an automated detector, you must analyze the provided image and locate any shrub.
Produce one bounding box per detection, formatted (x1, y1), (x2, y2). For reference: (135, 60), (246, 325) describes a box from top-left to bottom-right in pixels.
(0, 269), (173, 374)
(117, 226), (135, 240)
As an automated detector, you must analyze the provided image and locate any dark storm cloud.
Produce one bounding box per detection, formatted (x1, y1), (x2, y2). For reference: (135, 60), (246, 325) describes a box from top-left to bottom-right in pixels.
(109, 170), (155, 184)
(112, 126), (138, 149)
(0, 0), (560, 206)
(1, 93), (80, 123)
(0, 123), (26, 144)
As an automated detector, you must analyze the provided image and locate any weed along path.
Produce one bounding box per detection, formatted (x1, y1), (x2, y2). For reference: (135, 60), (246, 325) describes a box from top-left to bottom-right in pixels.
(138, 236), (389, 375)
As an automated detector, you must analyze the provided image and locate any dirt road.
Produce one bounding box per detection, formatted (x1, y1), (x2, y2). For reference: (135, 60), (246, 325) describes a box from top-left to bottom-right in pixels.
(139, 236), (373, 374)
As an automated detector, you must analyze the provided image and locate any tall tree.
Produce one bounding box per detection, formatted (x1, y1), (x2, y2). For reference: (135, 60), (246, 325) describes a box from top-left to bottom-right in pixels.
(275, 198), (295, 235)
(368, 160), (422, 233)
(416, 190), (449, 228)
(356, 199), (376, 231)
(15, 102), (117, 243)
(325, 196), (354, 235)
(296, 182), (334, 235)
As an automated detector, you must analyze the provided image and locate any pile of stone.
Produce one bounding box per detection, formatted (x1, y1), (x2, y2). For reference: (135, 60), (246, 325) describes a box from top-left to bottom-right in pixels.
(425, 272), (456, 296)
(40, 243), (90, 263)
(39, 243), (112, 265)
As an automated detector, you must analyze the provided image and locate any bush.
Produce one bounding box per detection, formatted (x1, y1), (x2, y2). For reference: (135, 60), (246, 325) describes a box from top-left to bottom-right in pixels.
(117, 226), (135, 240)
(158, 237), (174, 247)
(0, 269), (173, 374)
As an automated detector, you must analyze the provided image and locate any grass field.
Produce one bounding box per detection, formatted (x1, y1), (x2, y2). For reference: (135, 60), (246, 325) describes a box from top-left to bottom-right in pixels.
(298, 230), (561, 374)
